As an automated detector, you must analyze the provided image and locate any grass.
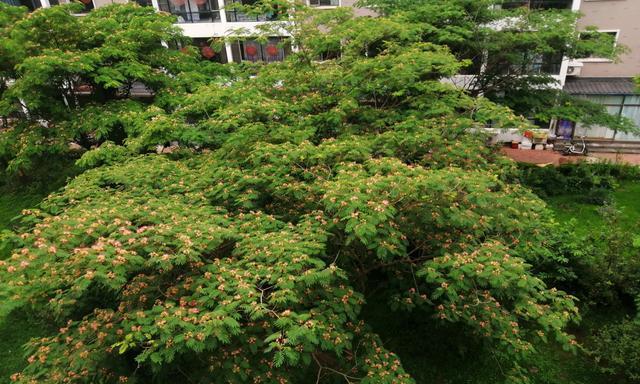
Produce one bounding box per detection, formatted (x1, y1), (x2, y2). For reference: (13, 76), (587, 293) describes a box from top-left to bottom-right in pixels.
(545, 181), (640, 236)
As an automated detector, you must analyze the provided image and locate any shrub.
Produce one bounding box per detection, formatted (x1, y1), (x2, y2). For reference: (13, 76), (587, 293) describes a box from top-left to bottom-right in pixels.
(591, 320), (640, 381)
(516, 162), (639, 202)
(559, 204), (640, 307)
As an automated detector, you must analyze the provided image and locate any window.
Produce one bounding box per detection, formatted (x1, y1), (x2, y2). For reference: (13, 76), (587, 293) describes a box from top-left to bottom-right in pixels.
(225, 0), (279, 22)
(309, 0), (339, 6)
(230, 38), (291, 63)
(577, 30), (618, 61)
(192, 38), (228, 64)
(500, 51), (564, 75)
(579, 94), (640, 134)
(157, 0), (221, 23)
(1, 0), (42, 10)
(77, 0), (94, 13)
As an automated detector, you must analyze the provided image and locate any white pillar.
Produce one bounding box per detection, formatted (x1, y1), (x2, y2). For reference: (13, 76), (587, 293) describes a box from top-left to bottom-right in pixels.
(151, 0), (160, 11)
(40, 0), (51, 8)
(571, 0), (581, 11)
(217, 0), (236, 62)
(224, 42), (234, 63)
(217, 0), (227, 22)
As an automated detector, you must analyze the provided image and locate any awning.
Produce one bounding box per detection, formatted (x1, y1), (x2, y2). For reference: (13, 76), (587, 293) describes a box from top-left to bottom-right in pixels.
(564, 77), (637, 95)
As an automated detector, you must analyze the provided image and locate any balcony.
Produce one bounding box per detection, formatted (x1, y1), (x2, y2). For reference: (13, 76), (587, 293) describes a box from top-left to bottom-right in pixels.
(502, 52), (564, 75)
(158, 0), (221, 23)
(192, 38), (229, 63)
(225, 0), (278, 22)
(498, 0), (573, 10)
(309, 0), (339, 6)
(1, 0), (42, 10)
(229, 37), (291, 62)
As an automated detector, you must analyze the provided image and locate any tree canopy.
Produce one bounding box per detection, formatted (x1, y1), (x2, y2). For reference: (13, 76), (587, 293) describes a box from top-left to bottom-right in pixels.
(358, 0), (635, 131)
(0, 2), (230, 175)
(0, 1), (617, 383)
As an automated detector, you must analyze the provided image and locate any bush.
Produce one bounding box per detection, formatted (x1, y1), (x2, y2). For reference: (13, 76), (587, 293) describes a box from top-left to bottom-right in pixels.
(591, 320), (640, 381)
(559, 204), (640, 307)
(516, 162), (640, 202)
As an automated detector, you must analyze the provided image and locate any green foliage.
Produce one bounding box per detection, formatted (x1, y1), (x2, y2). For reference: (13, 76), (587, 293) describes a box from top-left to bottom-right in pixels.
(590, 319), (640, 382)
(516, 162), (640, 202)
(567, 204), (640, 307)
(76, 141), (133, 169)
(0, 3), (227, 175)
(0, 3), (595, 383)
(357, 0), (630, 130)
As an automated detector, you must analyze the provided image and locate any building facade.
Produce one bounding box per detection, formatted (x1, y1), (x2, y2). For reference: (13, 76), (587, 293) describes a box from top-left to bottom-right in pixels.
(564, 0), (640, 141)
(0, 0), (363, 64)
(149, 0), (368, 64)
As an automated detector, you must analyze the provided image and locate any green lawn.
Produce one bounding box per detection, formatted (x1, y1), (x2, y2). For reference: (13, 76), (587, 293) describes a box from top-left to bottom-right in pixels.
(546, 181), (640, 236)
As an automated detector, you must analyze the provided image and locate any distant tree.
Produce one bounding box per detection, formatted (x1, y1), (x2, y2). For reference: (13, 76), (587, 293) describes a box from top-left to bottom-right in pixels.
(357, 0), (636, 131)
(0, 3), (228, 175)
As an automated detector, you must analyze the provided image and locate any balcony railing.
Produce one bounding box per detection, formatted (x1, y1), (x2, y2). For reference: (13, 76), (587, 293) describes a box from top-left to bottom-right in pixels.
(499, 0), (573, 10)
(309, 0), (339, 6)
(225, 9), (277, 22)
(158, 0), (221, 23)
(1, 0), (42, 10)
(225, 0), (279, 22)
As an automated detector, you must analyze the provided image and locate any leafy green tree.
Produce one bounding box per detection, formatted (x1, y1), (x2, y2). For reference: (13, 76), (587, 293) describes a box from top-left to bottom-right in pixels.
(0, 3), (228, 175)
(357, 0), (636, 132)
(0, 4), (583, 383)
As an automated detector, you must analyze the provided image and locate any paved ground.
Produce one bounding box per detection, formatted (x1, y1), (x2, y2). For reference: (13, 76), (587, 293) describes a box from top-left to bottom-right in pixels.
(500, 148), (640, 166)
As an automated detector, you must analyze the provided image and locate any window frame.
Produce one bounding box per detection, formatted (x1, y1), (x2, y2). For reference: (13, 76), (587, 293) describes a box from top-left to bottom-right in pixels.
(308, 0), (340, 8)
(577, 29), (620, 63)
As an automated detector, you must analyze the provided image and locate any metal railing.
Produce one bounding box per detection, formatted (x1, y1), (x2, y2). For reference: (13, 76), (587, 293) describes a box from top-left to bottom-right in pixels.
(499, 0), (573, 10)
(170, 10), (221, 23)
(309, 0), (339, 6)
(225, 9), (278, 22)
(158, 0), (221, 23)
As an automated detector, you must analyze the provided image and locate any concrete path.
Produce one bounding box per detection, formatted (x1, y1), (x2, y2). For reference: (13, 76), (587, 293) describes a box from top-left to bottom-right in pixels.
(500, 148), (640, 166)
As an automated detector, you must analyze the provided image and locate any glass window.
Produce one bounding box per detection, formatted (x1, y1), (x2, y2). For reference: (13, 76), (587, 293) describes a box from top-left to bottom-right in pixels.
(578, 31), (617, 59)
(624, 96), (640, 105)
(309, 0), (339, 6)
(158, 0), (221, 23)
(192, 38), (228, 64)
(225, 0), (278, 22)
(230, 38), (290, 63)
(621, 106), (640, 127)
(579, 94), (640, 132)
(579, 95), (624, 106)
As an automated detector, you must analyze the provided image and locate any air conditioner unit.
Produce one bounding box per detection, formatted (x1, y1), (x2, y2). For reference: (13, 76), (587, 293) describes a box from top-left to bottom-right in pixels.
(566, 61), (583, 76)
